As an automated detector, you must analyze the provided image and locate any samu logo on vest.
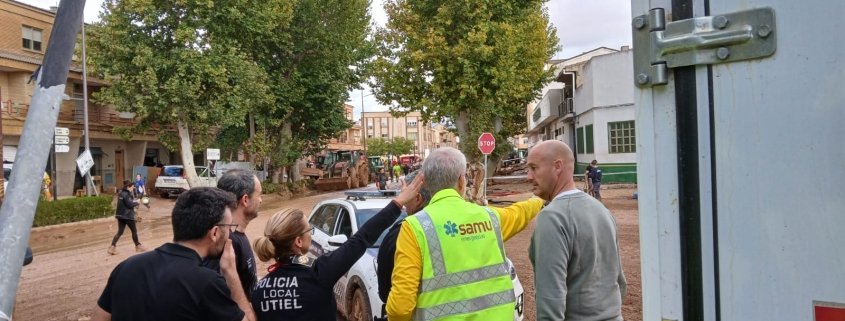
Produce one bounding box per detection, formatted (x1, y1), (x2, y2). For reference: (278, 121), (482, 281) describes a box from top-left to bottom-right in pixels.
(443, 220), (492, 241)
(444, 221), (459, 236)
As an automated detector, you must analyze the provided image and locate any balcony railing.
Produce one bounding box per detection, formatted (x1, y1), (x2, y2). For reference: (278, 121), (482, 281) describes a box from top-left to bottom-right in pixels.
(2, 100), (137, 125)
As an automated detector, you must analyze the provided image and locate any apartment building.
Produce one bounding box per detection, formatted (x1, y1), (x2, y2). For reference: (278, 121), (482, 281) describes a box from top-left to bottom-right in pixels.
(0, 0), (174, 196)
(361, 111), (457, 158)
(325, 104), (363, 151)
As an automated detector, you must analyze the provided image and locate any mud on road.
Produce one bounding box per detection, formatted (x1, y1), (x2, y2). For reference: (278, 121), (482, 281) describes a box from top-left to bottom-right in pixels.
(14, 183), (642, 321)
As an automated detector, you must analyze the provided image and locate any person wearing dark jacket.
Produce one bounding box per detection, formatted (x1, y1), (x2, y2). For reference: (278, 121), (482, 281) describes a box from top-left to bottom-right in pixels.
(250, 174), (423, 321)
(376, 171), (431, 319)
(108, 180), (145, 255)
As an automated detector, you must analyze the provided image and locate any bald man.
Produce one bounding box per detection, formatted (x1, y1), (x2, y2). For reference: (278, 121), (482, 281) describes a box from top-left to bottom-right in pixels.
(526, 140), (626, 321)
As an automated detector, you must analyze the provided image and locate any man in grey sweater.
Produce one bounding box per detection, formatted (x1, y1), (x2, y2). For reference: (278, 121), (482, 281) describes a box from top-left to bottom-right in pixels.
(526, 140), (626, 321)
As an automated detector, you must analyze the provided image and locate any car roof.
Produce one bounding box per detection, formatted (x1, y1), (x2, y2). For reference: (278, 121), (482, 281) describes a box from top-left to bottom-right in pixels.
(324, 196), (394, 212)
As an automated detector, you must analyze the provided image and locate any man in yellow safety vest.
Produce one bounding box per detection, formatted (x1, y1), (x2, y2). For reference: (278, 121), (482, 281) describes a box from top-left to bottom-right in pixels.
(387, 147), (543, 321)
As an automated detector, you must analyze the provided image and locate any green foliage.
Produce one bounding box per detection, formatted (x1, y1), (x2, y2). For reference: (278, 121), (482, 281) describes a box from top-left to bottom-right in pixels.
(261, 180), (310, 195)
(371, 0), (559, 161)
(390, 137), (416, 156)
(87, 0), (276, 154)
(245, 0), (374, 167)
(261, 181), (284, 194)
(33, 196), (114, 227)
(366, 138), (390, 157)
(215, 125), (251, 161)
(365, 137), (415, 157)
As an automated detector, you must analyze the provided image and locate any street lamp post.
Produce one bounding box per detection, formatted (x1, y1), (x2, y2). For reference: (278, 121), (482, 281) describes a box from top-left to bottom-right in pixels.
(360, 90), (374, 153)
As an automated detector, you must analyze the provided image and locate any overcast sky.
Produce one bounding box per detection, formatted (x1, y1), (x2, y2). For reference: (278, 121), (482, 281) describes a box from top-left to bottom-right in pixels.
(18, 0), (632, 119)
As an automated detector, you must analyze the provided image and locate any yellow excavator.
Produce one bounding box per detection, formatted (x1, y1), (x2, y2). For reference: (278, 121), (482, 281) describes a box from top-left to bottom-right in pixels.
(303, 151), (369, 191)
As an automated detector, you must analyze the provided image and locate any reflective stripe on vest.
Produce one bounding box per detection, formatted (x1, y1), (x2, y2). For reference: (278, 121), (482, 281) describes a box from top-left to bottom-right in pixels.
(413, 207), (515, 321)
(413, 288), (515, 321)
(416, 207), (510, 293)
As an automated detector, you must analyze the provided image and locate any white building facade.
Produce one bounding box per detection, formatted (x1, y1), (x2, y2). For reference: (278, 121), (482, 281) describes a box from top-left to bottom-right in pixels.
(526, 47), (637, 182)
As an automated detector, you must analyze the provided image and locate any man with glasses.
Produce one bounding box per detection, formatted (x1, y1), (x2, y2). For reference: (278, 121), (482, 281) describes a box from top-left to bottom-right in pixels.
(91, 187), (256, 321)
(205, 169), (264, 302)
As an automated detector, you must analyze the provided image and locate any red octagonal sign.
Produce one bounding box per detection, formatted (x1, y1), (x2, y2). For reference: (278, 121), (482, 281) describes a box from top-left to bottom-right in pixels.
(478, 132), (495, 155)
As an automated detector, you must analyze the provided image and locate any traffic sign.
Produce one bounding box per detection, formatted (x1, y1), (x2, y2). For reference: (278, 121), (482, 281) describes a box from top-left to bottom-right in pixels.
(478, 132), (495, 155)
(206, 148), (221, 161)
(55, 127), (69, 136)
(55, 145), (70, 153)
(76, 150), (95, 176)
(54, 136), (69, 145)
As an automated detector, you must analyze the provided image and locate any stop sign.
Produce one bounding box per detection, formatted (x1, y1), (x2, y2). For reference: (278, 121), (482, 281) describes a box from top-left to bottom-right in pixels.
(478, 132), (495, 155)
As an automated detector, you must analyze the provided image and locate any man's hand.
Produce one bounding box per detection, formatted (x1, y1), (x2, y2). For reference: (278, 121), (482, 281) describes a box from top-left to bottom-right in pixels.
(394, 173), (424, 207)
(220, 239), (237, 275)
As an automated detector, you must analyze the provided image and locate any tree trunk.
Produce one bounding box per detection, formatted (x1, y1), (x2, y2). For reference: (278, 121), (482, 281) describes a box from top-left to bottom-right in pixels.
(291, 158), (304, 181)
(465, 161), (486, 205)
(456, 111), (469, 140)
(272, 167), (282, 184)
(177, 119), (201, 188)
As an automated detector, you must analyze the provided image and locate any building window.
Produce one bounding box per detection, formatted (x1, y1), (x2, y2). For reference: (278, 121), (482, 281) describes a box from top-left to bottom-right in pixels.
(576, 125), (594, 154)
(381, 134), (388, 138)
(380, 118), (388, 127)
(608, 120), (636, 153)
(407, 121), (417, 127)
(22, 26), (43, 51)
(407, 132), (417, 141)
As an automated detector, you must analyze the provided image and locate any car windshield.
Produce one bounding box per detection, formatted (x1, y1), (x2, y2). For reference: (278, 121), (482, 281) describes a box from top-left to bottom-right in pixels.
(355, 208), (407, 248)
(161, 167), (183, 177)
(160, 167), (209, 177)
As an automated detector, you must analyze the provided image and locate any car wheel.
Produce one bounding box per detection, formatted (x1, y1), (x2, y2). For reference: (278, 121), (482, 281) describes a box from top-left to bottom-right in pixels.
(348, 287), (371, 321)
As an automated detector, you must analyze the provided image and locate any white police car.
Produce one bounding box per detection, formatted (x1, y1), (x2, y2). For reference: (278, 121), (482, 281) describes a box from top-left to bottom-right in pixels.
(307, 190), (525, 321)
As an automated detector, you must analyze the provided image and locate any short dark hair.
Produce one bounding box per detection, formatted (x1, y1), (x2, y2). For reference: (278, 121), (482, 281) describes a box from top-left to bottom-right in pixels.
(404, 170), (432, 205)
(172, 187), (237, 242)
(217, 169), (257, 200)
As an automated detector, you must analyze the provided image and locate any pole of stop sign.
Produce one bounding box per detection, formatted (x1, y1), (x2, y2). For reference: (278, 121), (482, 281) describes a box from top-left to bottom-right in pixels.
(477, 133), (495, 203)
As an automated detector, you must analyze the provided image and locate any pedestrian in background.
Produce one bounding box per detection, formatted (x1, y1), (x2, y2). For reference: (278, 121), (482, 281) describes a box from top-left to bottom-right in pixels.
(92, 187), (255, 321)
(590, 160), (603, 201)
(107, 180), (145, 255)
(526, 141), (625, 321)
(584, 162), (594, 197)
(393, 162), (402, 182)
(386, 147), (543, 321)
(133, 174), (150, 209)
(377, 168), (388, 190)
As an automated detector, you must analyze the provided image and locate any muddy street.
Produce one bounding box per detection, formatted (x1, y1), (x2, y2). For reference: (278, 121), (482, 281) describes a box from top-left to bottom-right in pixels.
(13, 183), (642, 321)
(14, 190), (347, 321)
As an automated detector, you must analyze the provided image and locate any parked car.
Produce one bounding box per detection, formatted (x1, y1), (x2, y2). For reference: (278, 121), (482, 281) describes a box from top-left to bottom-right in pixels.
(154, 165), (217, 198)
(307, 191), (525, 321)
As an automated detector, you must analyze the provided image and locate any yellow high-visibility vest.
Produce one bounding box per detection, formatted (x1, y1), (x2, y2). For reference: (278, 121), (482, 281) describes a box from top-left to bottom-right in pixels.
(405, 190), (515, 321)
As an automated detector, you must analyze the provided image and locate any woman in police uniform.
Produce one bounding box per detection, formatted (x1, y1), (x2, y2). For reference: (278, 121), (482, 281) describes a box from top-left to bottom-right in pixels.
(251, 174), (423, 321)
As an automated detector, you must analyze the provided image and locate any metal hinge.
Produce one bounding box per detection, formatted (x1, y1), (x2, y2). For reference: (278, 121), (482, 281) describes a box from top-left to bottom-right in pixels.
(633, 7), (776, 87)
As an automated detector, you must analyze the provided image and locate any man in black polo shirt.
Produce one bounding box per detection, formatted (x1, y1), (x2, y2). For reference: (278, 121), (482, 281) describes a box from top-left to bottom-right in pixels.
(376, 171), (431, 310)
(91, 187), (255, 321)
(215, 169), (262, 298)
